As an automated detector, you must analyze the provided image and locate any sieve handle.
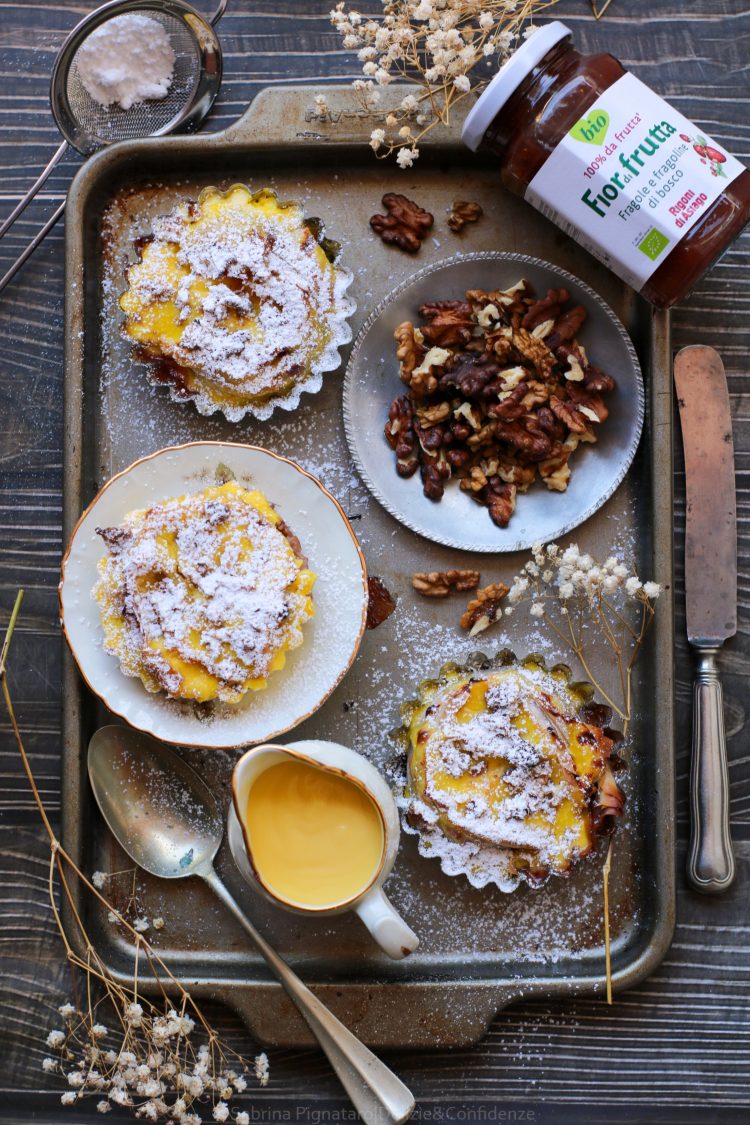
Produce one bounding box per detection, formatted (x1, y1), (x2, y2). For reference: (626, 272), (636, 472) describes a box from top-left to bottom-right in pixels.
(210, 0), (228, 25)
(0, 140), (68, 242)
(0, 200), (66, 296)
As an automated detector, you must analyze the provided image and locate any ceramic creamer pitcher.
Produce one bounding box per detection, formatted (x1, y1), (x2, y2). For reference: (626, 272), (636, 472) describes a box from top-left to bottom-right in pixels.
(228, 739), (419, 960)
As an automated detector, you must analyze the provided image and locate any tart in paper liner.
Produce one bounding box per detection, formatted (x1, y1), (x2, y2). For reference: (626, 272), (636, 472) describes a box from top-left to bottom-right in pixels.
(119, 184), (356, 422)
(394, 650), (625, 893)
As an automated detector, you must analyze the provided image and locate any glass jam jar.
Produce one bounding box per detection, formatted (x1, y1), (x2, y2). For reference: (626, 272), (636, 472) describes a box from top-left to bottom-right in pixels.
(462, 21), (750, 307)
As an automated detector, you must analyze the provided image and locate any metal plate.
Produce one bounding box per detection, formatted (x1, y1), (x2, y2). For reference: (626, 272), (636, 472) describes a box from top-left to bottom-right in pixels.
(343, 252), (644, 552)
(61, 84), (675, 1048)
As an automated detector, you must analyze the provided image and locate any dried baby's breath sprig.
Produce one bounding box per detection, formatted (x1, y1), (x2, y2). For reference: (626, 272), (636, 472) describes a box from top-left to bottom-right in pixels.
(491, 543), (660, 1003)
(1, 592), (268, 1121)
(502, 541), (660, 727)
(328, 0), (559, 163)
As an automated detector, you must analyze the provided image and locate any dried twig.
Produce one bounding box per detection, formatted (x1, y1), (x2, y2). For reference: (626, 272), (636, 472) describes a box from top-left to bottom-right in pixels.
(591, 0), (615, 18)
(491, 544), (660, 1006)
(1, 591), (268, 1120)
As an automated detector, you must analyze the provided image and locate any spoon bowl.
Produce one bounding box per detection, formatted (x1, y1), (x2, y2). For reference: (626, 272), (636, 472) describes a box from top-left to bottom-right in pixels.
(88, 724), (221, 878)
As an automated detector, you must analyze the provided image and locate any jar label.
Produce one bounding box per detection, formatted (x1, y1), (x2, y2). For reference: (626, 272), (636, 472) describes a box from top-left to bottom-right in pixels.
(525, 72), (745, 291)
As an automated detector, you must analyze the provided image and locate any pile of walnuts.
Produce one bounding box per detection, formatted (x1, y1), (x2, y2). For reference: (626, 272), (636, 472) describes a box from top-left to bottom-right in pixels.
(384, 280), (615, 528)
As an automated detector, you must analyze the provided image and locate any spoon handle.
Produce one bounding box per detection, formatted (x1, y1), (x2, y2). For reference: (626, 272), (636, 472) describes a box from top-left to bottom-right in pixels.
(202, 867), (415, 1124)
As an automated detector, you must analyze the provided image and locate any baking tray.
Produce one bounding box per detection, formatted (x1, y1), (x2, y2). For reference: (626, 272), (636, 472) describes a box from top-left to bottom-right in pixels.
(61, 85), (675, 1048)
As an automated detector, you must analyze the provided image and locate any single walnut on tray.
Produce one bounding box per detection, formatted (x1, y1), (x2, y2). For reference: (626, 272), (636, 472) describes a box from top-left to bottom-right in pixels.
(412, 570), (481, 597)
(447, 201), (483, 233)
(460, 582), (510, 635)
(370, 193), (434, 253)
(384, 279), (616, 530)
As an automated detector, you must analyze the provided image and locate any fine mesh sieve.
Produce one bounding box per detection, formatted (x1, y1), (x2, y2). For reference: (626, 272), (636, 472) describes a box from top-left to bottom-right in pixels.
(0, 0), (226, 294)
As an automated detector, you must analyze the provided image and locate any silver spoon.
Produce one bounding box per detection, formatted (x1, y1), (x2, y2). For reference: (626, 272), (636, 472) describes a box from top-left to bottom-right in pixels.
(88, 724), (415, 1125)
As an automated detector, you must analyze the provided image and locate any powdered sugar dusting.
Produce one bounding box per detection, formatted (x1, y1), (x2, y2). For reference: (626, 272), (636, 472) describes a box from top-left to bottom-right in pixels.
(121, 187), (355, 421)
(93, 485), (312, 703)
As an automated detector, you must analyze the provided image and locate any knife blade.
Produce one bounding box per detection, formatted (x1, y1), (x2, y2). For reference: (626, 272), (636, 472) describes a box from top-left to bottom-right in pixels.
(675, 345), (736, 894)
(676, 346), (737, 644)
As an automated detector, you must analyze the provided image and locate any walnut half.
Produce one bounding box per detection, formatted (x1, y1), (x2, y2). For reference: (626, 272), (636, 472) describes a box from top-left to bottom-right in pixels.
(370, 193), (434, 253)
(412, 569), (481, 597)
(459, 581), (510, 636)
(447, 200), (483, 233)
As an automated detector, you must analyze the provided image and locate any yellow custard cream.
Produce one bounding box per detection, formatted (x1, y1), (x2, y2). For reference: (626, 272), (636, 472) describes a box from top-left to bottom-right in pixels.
(245, 759), (384, 909)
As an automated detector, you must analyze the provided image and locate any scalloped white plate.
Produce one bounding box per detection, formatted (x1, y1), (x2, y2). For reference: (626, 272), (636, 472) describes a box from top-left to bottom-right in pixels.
(343, 253), (644, 553)
(59, 442), (368, 748)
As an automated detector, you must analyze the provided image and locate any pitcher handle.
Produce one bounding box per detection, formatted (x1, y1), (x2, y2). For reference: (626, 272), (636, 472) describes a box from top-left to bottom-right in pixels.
(355, 888), (419, 960)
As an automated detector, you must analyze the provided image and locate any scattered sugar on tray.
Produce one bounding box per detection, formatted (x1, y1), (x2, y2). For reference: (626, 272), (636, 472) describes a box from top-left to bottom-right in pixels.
(74, 14), (175, 111)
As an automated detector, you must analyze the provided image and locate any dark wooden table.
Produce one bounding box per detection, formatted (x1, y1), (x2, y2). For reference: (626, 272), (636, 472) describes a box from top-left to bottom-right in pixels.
(1, 1), (748, 1122)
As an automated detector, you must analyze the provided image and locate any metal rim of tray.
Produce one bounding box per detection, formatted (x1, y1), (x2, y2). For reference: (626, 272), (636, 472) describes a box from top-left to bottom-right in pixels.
(59, 84), (676, 1048)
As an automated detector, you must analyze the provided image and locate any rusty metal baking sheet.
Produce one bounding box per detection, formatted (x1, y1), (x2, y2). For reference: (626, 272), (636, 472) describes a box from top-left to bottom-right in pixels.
(61, 85), (675, 1048)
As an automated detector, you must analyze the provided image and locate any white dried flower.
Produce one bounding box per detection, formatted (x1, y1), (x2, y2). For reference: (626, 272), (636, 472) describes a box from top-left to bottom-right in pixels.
(396, 146), (418, 168)
(91, 1023), (108, 1038)
(453, 74), (471, 93)
(91, 871), (107, 889)
(111, 1088), (131, 1106)
(523, 24), (537, 39)
(133, 917), (149, 933)
(61, 1092), (77, 1105)
(172, 1099), (187, 1119)
(482, 43), (495, 57)
(67, 1071), (85, 1088)
(413, 0), (432, 18)
(386, 113), (398, 126)
(58, 1002), (76, 1018)
(643, 581), (661, 600)
(236, 1114), (250, 1125)
(530, 602), (544, 618)
(96, 1101), (111, 1114)
(400, 93), (418, 112)
(234, 1075), (247, 1092)
(343, 33), (359, 47)
(255, 1052), (270, 1086)
(559, 581), (574, 600)
(107, 911), (117, 923)
(603, 575), (619, 593)
(46, 1030), (65, 1049)
(369, 127), (385, 151)
(212, 1103), (230, 1122)
(362, 60), (377, 76)
(42, 1057), (57, 1072)
(542, 570), (554, 583)
(358, 46), (377, 61)
(625, 577), (642, 596)
(478, 10), (494, 29)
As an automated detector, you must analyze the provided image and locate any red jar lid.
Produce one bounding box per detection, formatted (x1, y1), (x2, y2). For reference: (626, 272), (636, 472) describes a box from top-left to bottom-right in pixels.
(462, 20), (571, 151)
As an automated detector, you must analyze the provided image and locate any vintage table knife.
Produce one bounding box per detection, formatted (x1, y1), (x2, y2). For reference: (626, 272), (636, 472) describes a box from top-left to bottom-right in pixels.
(674, 345), (736, 894)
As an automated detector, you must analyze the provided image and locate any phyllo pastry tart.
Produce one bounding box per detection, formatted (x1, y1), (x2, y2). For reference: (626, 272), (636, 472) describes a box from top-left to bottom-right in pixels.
(93, 480), (316, 704)
(119, 185), (355, 421)
(399, 653), (624, 891)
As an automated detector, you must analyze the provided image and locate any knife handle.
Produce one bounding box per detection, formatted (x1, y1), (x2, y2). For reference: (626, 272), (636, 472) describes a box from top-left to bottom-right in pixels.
(687, 646), (735, 894)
